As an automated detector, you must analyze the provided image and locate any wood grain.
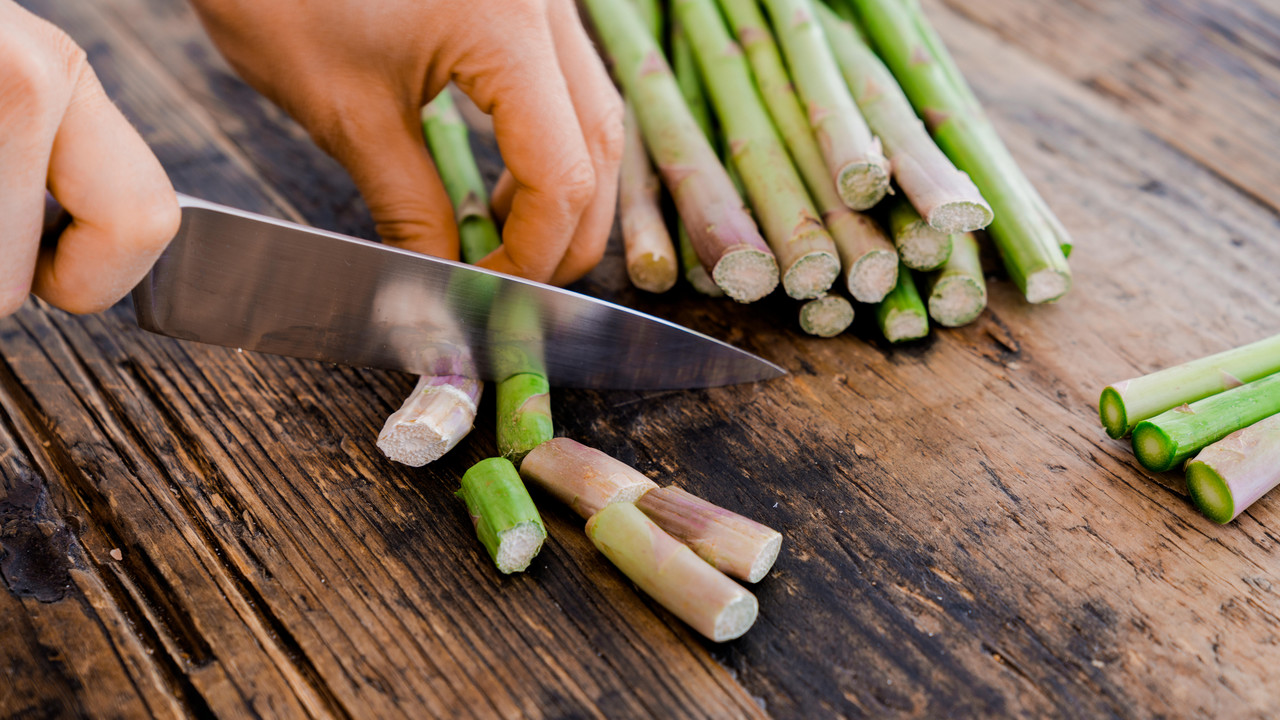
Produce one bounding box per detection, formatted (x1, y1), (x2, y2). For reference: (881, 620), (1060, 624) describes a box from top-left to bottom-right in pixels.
(3, 0), (1280, 718)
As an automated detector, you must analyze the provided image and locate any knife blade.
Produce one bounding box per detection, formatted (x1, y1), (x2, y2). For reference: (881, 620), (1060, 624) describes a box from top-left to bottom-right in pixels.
(125, 195), (786, 390)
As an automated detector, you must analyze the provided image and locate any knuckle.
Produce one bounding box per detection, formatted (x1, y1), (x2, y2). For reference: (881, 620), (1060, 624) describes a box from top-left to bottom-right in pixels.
(133, 190), (182, 254)
(557, 155), (597, 209)
(594, 94), (626, 167)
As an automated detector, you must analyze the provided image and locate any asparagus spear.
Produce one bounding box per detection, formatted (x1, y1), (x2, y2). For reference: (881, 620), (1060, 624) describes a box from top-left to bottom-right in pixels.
(675, 0), (841, 300)
(799, 294), (855, 337)
(636, 486), (783, 583)
(620, 103), (678, 293)
(888, 196), (952, 271)
(845, 0), (1072, 303)
(457, 458), (546, 573)
(378, 373), (482, 466)
(876, 261), (929, 343)
(1186, 414), (1280, 524)
(584, 0), (779, 302)
(587, 502), (758, 642)
(496, 372), (553, 465)
(758, 0), (890, 210)
(520, 438), (658, 519)
(1132, 373), (1280, 473)
(1099, 333), (1280, 439)
(421, 91), (501, 265)
(815, 3), (992, 233)
(926, 231), (986, 327)
(717, 0), (897, 302)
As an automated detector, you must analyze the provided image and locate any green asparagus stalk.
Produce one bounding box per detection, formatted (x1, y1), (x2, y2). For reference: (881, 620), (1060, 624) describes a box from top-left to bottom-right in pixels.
(457, 458), (546, 573)
(844, 0), (1072, 303)
(520, 438), (658, 519)
(815, 4), (991, 233)
(926, 231), (986, 327)
(620, 103), (678, 293)
(799, 294), (855, 337)
(1099, 333), (1280, 438)
(1132, 373), (1280, 473)
(876, 261), (929, 343)
(496, 372), (553, 465)
(759, 0), (890, 210)
(675, 0), (840, 300)
(584, 0), (779, 302)
(421, 91), (501, 265)
(586, 502), (758, 642)
(636, 486), (783, 583)
(1186, 414), (1280, 524)
(716, 0), (897, 302)
(888, 196), (952, 271)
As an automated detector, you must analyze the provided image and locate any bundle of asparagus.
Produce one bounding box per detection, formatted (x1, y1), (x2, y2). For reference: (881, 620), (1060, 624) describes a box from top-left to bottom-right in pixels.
(1099, 333), (1280, 523)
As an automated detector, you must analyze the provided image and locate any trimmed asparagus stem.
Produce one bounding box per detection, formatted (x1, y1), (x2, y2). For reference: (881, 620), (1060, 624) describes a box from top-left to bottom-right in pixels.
(585, 0), (779, 302)
(1186, 414), (1280, 523)
(676, 0), (840, 300)
(888, 197), (952, 271)
(876, 262), (929, 343)
(620, 103), (678, 293)
(421, 91), (501, 265)
(717, 0), (897, 302)
(636, 486), (782, 583)
(587, 502), (758, 642)
(1132, 373), (1280, 473)
(678, 226), (724, 296)
(457, 457), (546, 573)
(378, 375), (482, 466)
(815, 4), (991, 233)
(1099, 333), (1280, 439)
(519, 438), (658, 519)
(496, 372), (553, 465)
(758, 0), (890, 209)
(926, 231), (986, 327)
(799, 294), (855, 337)
(845, 0), (1072, 303)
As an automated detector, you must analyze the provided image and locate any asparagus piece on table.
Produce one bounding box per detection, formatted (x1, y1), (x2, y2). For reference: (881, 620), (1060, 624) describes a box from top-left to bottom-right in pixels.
(636, 486), (783, 583)
(876, 261), (929, 343)
(888, 196), (952, 271)
(457, 458), (546, 573)
(587, 502), (758, 642)
(717, 0), (897, 302)
(1132, 373), (1280, 473)
(799, 294), (855, 337)
(520, 438), (658, 519)
(378, 373), (482, 466)
(815, 3), (991, 233)
(1186, 414), (1280, 524)
(926, 231), (986, 327)
(844, 0), (1072, 303)
(620, 102), (678, 293)
(584, 0), (779, 302)
(675, 0), (841, 300)
(1099, 333), (1280, 439)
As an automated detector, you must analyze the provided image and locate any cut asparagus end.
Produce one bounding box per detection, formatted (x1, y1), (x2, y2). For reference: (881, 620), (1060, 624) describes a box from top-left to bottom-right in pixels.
(1024, 268), (1072, 304)
(458, 458), (546, 574)
(799, 295), (854, 337)
(1098, 386), (1129, 439)
(520, 438), (659, 519)
(837, 160), (892, 210)
(882, 308), (929, 343)
(1186, 460), (1234, 525)
(629, 252), (680, 293)
(749, 533), (783, 584)
(712, 248), (781, 303)
(898, 227), (952, 271)
(713, 593), (760, 641)
(782, 251), (842, 300)
(1133, 421), (1177, 472)
(378, 378), (480, 466)
(847, 248), (899, 303)
(926, 201), (994, 234)
(636, 486), (784, 583)
(494, 521), (547, 573)
(927, 275), (985, 327)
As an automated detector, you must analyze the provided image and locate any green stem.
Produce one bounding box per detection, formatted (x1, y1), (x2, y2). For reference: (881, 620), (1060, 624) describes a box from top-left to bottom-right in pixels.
(421, 91), (501, 265)
(496, 372), (553, 465)
(888, 197), (952, 271)
(1132, 373), (1280, 473)
(798, 294), (854, 337)
(1099, 333), (1280, 438)
(876, 261), (929, 343)
(457, 458), (546, 574)
(926, 231), (986, 327)
(1186, 414), (1280, 524)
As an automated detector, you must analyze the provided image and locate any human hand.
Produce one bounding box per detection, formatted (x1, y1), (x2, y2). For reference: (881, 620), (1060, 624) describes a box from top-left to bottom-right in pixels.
(190, 0), (624, 286)
(0, 1), (180, 318)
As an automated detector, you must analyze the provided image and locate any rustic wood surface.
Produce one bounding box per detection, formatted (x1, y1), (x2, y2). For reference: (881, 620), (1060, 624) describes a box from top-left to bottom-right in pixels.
(4, 0), (1280, 717)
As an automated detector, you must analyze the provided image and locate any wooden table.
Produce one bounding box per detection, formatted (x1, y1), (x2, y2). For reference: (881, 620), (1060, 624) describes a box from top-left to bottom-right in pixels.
(4, 1), (1279, 717)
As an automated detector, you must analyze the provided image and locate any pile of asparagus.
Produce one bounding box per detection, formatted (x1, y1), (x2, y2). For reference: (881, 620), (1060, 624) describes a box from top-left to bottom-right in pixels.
(595, 0), (1071, 341)
(374, 90), (781, 642)
(1100, 333), (1280, 524)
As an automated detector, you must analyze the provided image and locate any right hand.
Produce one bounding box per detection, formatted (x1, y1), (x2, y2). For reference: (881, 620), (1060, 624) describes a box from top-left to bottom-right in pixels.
(1, 1), (179, 318)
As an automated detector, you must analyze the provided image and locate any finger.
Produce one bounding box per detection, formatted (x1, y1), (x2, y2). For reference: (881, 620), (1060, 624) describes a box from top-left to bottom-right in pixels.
(307, 92), (460, 260)
(491, 168), (515, 224)
(452, 3), (594, 282)
(543, 0), (625, 286)
(33, 59), (180, 314)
